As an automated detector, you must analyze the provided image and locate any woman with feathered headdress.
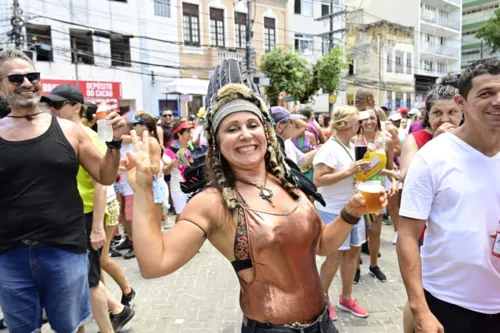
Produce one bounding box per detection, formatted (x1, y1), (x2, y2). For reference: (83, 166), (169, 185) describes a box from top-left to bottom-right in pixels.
(126, 60), (387, 332)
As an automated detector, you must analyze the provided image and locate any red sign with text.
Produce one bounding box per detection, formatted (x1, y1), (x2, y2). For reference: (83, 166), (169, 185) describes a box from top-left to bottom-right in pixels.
(41, 79), (122, 99)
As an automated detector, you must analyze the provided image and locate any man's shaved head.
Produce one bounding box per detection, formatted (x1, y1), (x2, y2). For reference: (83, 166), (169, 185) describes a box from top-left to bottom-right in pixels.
(355, 88), (375, 111)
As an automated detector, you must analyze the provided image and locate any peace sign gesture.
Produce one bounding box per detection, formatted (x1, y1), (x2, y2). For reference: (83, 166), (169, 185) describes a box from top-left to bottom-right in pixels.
(126, 130), (154, 188)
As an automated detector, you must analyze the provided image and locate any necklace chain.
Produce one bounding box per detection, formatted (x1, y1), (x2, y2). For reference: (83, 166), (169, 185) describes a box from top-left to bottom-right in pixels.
(7, 112), (43, 121)
(237, 173), (275, 207)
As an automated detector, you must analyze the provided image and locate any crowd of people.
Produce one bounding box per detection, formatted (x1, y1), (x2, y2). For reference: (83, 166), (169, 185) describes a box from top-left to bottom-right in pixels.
(0, 47), (498, 333)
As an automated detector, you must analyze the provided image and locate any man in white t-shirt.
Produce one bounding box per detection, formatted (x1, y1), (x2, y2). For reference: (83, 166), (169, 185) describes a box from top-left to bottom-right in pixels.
(271, 106), (318, 167)
(397, 59), (500, 333)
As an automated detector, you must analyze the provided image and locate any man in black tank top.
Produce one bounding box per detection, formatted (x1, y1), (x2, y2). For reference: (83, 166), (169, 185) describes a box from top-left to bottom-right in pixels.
(0, 49), (128, 333)
(43, 84), (135, 331)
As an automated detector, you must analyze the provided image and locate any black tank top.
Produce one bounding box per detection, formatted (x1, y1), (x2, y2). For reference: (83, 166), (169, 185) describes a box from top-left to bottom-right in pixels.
(0, 116), (86, 254)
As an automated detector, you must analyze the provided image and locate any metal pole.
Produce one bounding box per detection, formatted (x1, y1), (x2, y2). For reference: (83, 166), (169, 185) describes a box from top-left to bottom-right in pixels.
(73, 40), (79, 86)
(480, 40), (484, 60)
(378, 33), (381, 106)
(246, 0), (253, 74)
(12, 0), (23, 49)
(329, 0), (334, 50)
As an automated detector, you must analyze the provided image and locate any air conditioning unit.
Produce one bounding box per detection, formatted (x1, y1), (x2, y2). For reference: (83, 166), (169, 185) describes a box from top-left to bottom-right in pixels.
(22, 49), (36, 62)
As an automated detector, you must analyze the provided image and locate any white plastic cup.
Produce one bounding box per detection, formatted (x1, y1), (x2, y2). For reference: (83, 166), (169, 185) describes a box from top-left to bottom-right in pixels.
(357, 180), (383, 213)
(96, 104), (113, 142)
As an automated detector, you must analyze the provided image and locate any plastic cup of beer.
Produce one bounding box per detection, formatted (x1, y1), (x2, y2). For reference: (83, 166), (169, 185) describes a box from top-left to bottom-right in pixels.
(357, 180), (383, 214)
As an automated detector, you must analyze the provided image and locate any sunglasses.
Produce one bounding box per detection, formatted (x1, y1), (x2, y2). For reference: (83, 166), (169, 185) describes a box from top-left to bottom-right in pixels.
(162, 114), (173, 118)
(5, 72), (41, 86)
(46, 100), (76, 110)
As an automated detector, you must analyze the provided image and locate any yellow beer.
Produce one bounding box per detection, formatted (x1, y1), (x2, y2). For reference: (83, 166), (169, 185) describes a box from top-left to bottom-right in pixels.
(358, 181), (383, 214)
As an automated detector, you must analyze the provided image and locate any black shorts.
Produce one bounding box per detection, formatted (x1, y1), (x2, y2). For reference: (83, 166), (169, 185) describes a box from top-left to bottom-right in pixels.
(425, 289), (500, 333)
(84, 212), (102, 288)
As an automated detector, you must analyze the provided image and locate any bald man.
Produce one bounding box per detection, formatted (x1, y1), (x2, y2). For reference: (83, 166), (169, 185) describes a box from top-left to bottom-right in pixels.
(355, 88), (375, 111)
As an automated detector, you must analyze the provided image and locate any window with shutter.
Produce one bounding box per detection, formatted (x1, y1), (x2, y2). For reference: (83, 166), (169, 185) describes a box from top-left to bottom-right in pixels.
(209, 8), (225, 47)
(235, 12), (247, 49)
(264, 18), (276, 52)
(183, 3), (200, 46)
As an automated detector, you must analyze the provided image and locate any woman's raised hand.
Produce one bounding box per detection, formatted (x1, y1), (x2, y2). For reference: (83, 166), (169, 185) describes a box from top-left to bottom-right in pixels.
(126, 130), (154, 188)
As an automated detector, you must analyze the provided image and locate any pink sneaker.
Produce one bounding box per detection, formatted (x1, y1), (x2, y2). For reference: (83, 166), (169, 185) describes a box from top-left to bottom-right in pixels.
(337, 296), (369, 318)
(327, 298), (337, 321)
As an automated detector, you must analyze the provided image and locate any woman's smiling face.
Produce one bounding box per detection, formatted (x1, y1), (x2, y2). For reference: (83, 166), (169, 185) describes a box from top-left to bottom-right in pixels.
(217, 111), (267, 171)
(361, 109), (378, 133)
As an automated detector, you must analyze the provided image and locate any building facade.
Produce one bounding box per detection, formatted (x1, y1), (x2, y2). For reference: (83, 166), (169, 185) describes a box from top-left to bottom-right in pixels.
(1, 0), (180, 115)
(345, 21), (415, 110)
(462, 0), (500, 69)
(346, 0), (462, 109)
(175, 0), (288, 116)
(286, 0), (347, 112)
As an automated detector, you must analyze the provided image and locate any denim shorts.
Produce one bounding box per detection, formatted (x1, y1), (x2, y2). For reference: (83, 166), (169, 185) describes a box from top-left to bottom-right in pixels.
(0, 243), (91, 333)
(317, 210), (366, 251)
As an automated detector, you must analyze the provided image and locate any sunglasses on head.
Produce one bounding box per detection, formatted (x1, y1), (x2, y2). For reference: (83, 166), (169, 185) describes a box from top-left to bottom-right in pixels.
(46, 100), (76, 110)
(5, 72), (41, 86)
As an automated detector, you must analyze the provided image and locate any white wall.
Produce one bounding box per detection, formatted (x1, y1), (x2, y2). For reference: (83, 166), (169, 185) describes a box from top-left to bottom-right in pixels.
(14, 0), (180, 114)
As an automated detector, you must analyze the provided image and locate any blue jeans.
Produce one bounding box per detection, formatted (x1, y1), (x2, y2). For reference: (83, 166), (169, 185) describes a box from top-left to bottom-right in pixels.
(0, 243), (91, 333)
(317, 210), (366, 251)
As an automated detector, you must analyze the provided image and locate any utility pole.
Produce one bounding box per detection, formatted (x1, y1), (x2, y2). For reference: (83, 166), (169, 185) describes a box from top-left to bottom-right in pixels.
(378, 33), (381, 106)
(245, 0), (254, 75)
(73, 40), (79, 86)
(10, 0), (24, 49)
(480, 40), (484, 60)
(329, 0), (334, 50)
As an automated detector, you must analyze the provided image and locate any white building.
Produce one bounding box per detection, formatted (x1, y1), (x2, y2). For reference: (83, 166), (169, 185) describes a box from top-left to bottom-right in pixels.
(287, 0), (346, 112)
(346, 0), (462, 106)
(1, 0), (180, 116)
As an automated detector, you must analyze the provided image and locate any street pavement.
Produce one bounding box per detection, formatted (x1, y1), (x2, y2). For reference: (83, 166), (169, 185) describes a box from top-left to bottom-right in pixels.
(17, 219), (406, 333)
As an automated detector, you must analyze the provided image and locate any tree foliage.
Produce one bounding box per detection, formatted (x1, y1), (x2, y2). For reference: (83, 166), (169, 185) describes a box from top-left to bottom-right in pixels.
(315, 46), (347, 94)
(260, 48), (316, 104)
(477, 8), (500, 53)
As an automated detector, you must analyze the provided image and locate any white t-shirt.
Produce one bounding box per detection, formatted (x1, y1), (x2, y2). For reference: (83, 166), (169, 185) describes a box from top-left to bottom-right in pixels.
(106, 185), (116, 203)
(118, 143), (134, 196)
(284, 139), (306, 167)
(312, 139), (355, 214)
(401, 133), (500, 314)
(193, 125), (207, 147)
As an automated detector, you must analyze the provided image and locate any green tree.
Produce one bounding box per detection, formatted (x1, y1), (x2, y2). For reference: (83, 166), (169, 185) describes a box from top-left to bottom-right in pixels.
(476, 8), (500, 53)
(260, 48), (316, 105)
(315, 46), (347, 112)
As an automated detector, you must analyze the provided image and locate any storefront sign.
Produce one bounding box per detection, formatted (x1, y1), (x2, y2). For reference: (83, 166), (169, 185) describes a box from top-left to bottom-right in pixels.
(41, 79), (122, 99)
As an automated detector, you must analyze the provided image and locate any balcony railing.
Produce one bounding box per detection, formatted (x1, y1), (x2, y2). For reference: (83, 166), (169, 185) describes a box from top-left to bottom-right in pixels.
(443, 0), (461, 7)
(421, 43), (460, 58)
(421, 11), (461, 31)
(419, 67), (448, 77)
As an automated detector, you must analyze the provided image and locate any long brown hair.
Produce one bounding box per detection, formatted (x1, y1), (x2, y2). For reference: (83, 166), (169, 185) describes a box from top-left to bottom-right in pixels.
(136, 112), (163, 155)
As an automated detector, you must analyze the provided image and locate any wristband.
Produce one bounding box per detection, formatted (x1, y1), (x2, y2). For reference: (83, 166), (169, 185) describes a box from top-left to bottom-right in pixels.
(340, 206), (360, 225)
(106, 139), (123, 150)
